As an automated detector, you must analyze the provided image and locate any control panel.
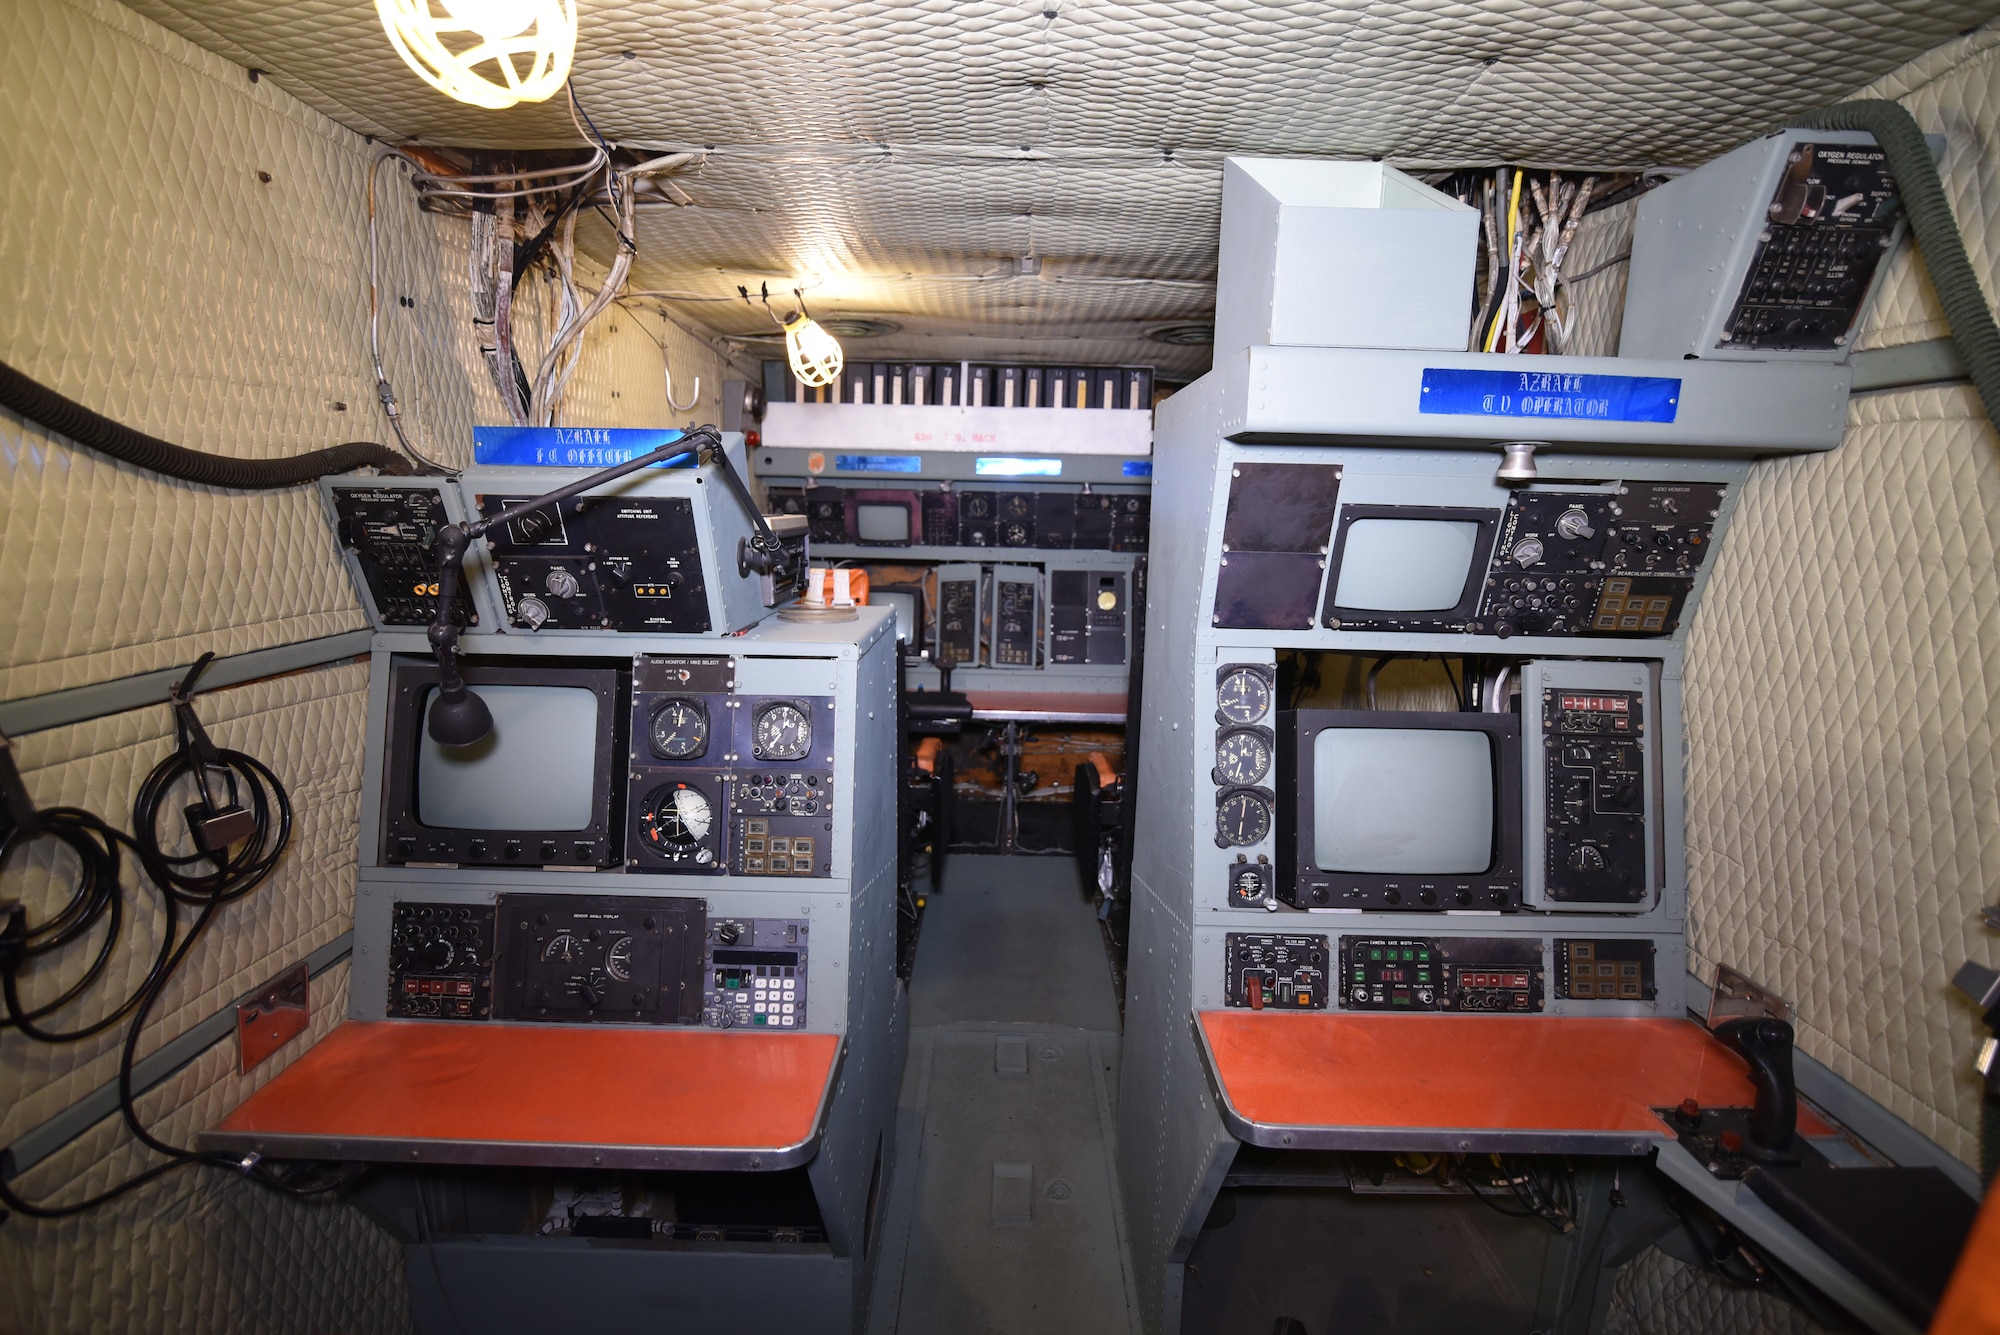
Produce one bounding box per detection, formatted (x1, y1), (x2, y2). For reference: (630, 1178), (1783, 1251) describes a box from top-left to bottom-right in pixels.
(1555, 939), (1657, 1001)
(388, 902), (497, 1018)
(1339, 937), (1545, 1013)
(1718, 142), (1902, 353)
(626, 655), (836, 877)
(1475, 484), (1723, 638)
(1050, 569), (1128, 665)
(1223, 932), (1328, 1009)
(989, 566), (1041, 667)
(497, 894), (706, 1024)
(766, 484), (1149, 552)
(1540, 689), (1648, 905)
(327, 483), (479, 628)
(935, 565), (982, 666)
(477, 491), (711, 633)
(701, 918), (810, 1029)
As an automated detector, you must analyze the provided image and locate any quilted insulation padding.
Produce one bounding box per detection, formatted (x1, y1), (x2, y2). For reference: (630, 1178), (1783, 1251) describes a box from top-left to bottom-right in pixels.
(1852, 23), (2000, 351)
(0, 960), (412, 1335)
(1603, 1246), (1835, 1335)
(1, 0), (734, 699)
(120, 1), (2000, 379)
(1684, 382), (2000, 1167)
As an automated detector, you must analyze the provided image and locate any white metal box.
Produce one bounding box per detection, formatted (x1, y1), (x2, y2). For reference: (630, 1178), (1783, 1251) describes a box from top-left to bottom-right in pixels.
(1215, 157), (1479, 358)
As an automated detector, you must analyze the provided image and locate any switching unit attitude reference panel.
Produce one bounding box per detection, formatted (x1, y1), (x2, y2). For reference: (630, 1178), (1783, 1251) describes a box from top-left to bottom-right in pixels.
(626, 654), (838, 878)
(477, 488), (713, 634)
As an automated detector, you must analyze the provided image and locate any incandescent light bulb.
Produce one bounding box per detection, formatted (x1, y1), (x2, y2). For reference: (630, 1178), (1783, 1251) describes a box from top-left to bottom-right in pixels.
(376, 0), (577, 109)
(785, 312), (845, 389)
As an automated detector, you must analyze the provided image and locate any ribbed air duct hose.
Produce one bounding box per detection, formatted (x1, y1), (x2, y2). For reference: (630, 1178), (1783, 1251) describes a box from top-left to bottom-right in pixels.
(1789, 100), (2000, 428)
(0, 359), (412, 488)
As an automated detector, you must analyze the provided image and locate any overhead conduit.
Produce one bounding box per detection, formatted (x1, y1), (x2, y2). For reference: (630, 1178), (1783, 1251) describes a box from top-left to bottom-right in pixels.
(0, 359), (411, 488)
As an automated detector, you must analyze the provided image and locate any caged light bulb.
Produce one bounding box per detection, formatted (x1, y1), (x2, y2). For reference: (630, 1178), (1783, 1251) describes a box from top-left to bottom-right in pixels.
(376, 0), (577, 110)
(784, 312), (845, 389)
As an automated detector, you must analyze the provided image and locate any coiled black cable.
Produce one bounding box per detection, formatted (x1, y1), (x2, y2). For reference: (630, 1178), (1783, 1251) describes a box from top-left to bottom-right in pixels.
(0, 663), (357, 1220)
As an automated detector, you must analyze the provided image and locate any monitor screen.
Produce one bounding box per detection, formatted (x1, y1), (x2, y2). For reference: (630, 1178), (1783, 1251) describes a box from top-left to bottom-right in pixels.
(854, 502), (911, 543)
(875, 590), (919, 644)
(1313, 727), (1493, 873)
(1332, 519), (1481, 611)
(417, 684), (599, 830)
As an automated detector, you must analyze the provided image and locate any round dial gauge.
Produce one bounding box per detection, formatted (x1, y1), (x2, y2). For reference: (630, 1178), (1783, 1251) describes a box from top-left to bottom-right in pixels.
(1214, 729), (1272, 787)
(1000, 493), (1032, 520)
(641, 783), (713, 854)
(753, 703), (812, 761)
(1216, 668), (1272, 725)
(649, 698), (709, 760)
(1002, 523), (1030, 546)
(541, 931), (580, 964)
(1216, 791), (1271, 847)
(604, 935), (637, 982)
(963, 494), (993, 520)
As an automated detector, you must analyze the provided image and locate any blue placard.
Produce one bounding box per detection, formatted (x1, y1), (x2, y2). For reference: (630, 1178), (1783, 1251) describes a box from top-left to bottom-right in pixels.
(472, 426), (700, 467)
(1418, 369), (1681, 424)
(834, 454), (923, 473)
(975, 457), (1062, 478)
(1121, 460), (1154, 478)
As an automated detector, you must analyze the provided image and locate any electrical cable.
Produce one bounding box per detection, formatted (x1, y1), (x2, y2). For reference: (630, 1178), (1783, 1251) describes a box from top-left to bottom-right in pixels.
(0, 360), (408, 488)
(368, 150), (455, 475)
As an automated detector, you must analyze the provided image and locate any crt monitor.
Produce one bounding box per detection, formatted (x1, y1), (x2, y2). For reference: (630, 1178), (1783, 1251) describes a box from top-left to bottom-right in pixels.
(1321, 505), (1501, 630)
(380, 660), (627, 867)
(845, 490), (919, 545)
(1276, 709), (1521, 910)
(871, 583), (926, 653)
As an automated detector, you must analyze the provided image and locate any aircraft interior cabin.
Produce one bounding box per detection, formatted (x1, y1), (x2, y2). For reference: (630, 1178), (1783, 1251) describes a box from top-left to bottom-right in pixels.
(7, 2), (2000, 1333)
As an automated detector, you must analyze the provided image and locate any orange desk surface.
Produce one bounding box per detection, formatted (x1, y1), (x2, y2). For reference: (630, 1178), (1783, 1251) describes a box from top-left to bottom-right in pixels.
(199, 1021), (842, 1171)
(1195, 1011), (1822, 1155)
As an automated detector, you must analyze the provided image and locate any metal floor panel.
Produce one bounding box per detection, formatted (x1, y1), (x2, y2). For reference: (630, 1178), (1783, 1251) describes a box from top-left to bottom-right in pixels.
(870, 856), (1138, 1335)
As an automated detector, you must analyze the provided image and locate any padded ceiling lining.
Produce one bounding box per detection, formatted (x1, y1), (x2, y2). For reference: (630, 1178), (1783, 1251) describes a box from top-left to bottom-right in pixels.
(124, 1), (2000, 376)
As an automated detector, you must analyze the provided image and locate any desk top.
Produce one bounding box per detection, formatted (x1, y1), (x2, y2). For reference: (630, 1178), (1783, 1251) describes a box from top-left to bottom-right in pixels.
(199, 1021), (842, 1171)
(1196, 1011), (1817, 1156)
(963, 690), (1127, 723)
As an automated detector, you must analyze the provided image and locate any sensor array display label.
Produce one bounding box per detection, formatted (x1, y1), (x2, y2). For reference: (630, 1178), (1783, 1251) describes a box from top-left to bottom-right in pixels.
(1418, 369), (1681, 424)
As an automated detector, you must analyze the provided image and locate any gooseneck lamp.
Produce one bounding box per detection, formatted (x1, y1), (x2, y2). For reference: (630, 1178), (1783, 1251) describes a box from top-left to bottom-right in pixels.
(425, 426), (790, 747)
(376, 0), (577, 110)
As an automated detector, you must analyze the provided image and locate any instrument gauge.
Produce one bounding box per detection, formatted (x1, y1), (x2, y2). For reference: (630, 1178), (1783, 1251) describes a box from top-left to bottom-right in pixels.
(541, 931), (581, 964)
(752, 702), (812, 761)
(1213, 729), (1272, 787)
(605, 935), (637, 982)
(640, 783), (713, 855)
(1000, 493), (1032, 520)
(1216, 668), (1272, 725)
(1216, 791), (1272, 847)
(649, 698), (709, 760)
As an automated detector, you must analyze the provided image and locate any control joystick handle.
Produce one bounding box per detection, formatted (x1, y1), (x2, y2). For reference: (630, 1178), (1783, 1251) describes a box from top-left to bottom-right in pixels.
(1715, 1017), (1798, 1158)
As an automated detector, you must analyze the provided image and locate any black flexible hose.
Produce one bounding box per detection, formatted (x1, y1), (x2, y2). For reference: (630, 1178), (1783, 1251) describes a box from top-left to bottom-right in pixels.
(1788, 100), (2000, 427)
(0, 359), (411, 488)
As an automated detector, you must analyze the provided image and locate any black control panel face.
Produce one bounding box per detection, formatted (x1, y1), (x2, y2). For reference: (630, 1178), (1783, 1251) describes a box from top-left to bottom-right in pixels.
(1720, 142), (1902, 352)
(1049, 570), (1128, 665)
(1476, 484), (1723, 638)
(1556, 939), (1657, 1001)
(477, 492), (710, 633)
(1338, 937), (1544, 1013)
(733, 773), (833, 876)
(702, 918), (809, 1029)
(991, 572), (1039, 666)
(497, 894), (705, 1024)
(765, 485), (1148, 552)
(332, 485), (478, 628)
(1541, 690), (1648, 905)
(936, 572), (981, 666)
(1224, 933), (1329, 1009)
(389, 902), (497, 1019)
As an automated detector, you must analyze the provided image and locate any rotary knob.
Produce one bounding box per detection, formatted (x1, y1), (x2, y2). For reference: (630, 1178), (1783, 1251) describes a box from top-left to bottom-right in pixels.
(1555, 508), (1595, 540)
(717, 922), (742, 945)
(1511, 537), (1545, 568)
(517, 595), (550, 629)
(417, 936), (455, 970)
(544, 567), (581, 598)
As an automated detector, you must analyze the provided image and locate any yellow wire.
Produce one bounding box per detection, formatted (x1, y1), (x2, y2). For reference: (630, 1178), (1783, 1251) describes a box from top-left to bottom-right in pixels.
(1484, 169), (1524, 353)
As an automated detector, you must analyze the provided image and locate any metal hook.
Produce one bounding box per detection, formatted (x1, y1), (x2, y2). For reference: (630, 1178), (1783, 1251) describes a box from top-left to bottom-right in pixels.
(664, 363), (700, 413)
